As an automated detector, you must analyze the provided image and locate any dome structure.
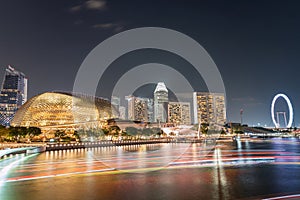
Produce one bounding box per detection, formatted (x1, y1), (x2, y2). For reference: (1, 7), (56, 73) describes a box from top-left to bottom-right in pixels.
(11, 91), (118, 130)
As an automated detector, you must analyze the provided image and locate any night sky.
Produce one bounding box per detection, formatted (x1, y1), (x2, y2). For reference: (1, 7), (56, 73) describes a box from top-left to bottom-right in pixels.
(0, 0), (299, 126)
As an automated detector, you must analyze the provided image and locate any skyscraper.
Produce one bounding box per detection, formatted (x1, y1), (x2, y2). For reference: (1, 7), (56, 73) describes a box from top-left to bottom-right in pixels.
(146, 98), (154, 123)
(0, 66), (27, 126)
(154, 82), (168, 123)
(111, 96), (120, 110)
(193, 92), (226, 126)
(118, 106), (126, 120)
(111, 96), (121, 118)
(126, 95), (151, 122)
(168, 102), (191, 125)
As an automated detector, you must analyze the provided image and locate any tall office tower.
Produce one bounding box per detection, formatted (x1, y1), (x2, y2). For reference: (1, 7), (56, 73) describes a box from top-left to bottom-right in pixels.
(126, 95), (135, 121)
(168, 102), (191, 125)
(111, 96), (120, 110)
(0, 66), (27, 126)
(147, 98), (154, 123)
(154, 82), (168, 123)
(111, 96), (120, 118)
(126, 95), (149, 122)
(193, 92), (226, 126)
(118, 106), (126, 120)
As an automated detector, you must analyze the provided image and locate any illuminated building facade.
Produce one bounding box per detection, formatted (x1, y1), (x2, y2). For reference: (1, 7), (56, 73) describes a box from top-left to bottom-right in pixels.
(168, 102), (191, 125)
(126, 95), (152, 122)
(0, 66), (27, 126)
(193, 92), (226, 125)
(11, 91), (117, 130)
(154, 82), (168, 123)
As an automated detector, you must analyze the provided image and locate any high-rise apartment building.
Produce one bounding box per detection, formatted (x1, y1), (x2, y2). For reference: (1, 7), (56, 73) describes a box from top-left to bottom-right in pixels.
(126, 95), (152, 122)
(147, 98), (154, 123)
(154, 82), (168, 123)
(0, 66), (27, 126)
(168, 102), (191, 125)
(193, 92), (226, 126)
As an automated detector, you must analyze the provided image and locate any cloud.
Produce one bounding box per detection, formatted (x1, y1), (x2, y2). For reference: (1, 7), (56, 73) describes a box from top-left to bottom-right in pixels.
(69, 0), (107, 12)
(93, 23), (115, 29)
(69, 5), (82, 12)
(85, 0), (107, 10)
(92, 23), (124, 32)
(232, 97), (263, 107)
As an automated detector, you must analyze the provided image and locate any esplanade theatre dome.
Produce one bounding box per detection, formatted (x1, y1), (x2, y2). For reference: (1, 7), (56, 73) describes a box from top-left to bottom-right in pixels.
(11, 91), (118, 130)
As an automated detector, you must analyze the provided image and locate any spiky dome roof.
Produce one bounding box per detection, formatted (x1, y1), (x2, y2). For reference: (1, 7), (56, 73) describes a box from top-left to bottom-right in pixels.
(11, 91), (118, 129)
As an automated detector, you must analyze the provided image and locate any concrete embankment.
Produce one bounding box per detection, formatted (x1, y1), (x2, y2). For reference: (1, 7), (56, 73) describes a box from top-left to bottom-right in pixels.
(46, 139), (172, 151)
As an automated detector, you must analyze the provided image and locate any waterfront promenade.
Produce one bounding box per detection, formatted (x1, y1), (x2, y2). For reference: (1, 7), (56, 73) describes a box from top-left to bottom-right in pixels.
(0, 143), (45, 150)
(0, 135), (259, 153)
(1, 134), (291, 158)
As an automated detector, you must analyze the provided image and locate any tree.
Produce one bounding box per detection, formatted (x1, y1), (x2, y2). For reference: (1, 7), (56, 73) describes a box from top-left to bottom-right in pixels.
(142, 128), (153, 136)
(101, 128), (109, 136)
(125, 127), (138, 136)
(109, 126), (121, 136)
(9, 126), (27, 142)
(233, 125), (244, 134)
(27, 127), (41, 140)
(73, 131), (80, 141)
(0, 125), (9, 142)
(200, 123), (209, 134)
(151, 127), (162, 135)
(74, 129), (84, 140)
(54, 130), (66, 140)
(220, 129), (226, 135)
(86, 129), (95, 138)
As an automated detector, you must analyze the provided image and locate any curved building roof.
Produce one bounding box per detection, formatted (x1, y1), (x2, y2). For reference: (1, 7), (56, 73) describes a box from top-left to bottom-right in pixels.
(154, 82), (168, 93)
(11, 91), (118, 129)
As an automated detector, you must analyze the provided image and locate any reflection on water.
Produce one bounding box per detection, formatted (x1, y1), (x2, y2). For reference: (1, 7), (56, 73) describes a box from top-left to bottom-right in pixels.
(213, 148), (229, 199)
(122, 144), (162, 152)
(1, 139), (300, 200)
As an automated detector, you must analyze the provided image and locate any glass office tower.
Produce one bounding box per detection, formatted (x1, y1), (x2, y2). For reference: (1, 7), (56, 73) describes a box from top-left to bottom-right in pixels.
(0, 66), (27, 126)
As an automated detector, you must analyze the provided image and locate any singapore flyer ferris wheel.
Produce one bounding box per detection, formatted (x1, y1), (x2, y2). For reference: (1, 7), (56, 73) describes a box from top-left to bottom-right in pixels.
(271, 93), (293, 128)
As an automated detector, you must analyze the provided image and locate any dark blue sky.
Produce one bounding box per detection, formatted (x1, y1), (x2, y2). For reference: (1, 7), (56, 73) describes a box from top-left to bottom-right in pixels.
(0, 0), (299, 126)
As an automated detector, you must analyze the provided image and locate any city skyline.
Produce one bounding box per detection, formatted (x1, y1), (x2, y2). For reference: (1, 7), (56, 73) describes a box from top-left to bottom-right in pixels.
(0, 64), (293, 127)
(2, 2), (300, 199)
(118, 82), (227, 127)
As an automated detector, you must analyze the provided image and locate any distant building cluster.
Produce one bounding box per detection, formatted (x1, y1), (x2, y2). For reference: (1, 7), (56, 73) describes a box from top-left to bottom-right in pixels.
(0, 65), (226, 129)
(115, 82), (227, 127)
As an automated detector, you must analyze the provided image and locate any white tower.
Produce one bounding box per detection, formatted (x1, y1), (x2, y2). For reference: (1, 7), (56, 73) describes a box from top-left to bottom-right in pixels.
(154, 82), (168, 123)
